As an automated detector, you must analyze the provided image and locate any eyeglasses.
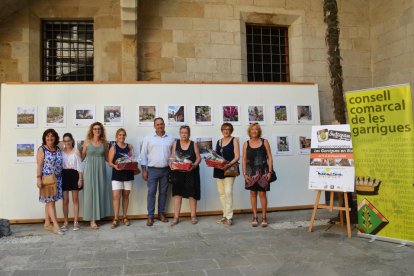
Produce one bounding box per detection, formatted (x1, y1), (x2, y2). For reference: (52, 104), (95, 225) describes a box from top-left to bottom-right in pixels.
(63, 140), (72, 143)
(93, 127), (101, 131)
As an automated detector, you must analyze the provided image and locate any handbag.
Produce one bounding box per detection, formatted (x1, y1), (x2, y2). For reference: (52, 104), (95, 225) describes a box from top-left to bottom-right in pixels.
(40, 173), (57, 197)
(224, 163), (240, 177)
(269, 170), (277, 183)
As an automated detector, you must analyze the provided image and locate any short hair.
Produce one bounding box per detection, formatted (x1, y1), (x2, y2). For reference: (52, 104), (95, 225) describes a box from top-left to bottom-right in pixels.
(247, 123), (262, 138)
(179, 125), (191, 136)
(42, 129), (60, 147)
(153, 117), (164, 125)
(63, 133), (75, 148)
(220, 123), (234, 134)
(87, 122), (107, 144)
(116, 128), (127, 137)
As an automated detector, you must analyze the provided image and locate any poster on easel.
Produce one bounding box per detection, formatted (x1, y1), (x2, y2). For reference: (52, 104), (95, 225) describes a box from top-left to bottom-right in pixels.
(346, 84), (414, 244)
(308, 125), (355, 192)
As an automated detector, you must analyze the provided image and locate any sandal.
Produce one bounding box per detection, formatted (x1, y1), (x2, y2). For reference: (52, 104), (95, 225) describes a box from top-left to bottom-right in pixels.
(73, 221), (80, 231)
(122, 217), (130, 226)
(251, 217), (258, 227)
(170, 217), (179, 226)
(53, 227), (64, 235)
(191, 216), (198, 224)
(90, 222), (100, 230)
(43, 224), (53, 232)
(60, 223), (68, 232)
(261, 217), (268, 228)
(111, 219), (119, 229)
(216, 217), (227, 224)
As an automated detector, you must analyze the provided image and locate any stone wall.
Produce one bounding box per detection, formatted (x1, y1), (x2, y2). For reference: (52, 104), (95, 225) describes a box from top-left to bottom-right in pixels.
(138, 0), (371, 124)
(370, 0), (414, 87)
(0, 0), (137, 82)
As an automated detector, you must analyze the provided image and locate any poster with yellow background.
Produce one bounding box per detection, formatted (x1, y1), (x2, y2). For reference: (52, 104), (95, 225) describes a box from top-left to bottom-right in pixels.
(346, 84), (414, 243)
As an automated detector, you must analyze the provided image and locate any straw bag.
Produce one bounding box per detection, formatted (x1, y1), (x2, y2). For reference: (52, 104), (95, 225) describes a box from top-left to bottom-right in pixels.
(40, 173), (57, 198)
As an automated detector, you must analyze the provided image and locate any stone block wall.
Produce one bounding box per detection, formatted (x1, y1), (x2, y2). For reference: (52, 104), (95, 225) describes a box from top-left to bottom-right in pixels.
(0, 0), (137, 82)
(138, 0), (372, 124)
(370, 0), (414, 86)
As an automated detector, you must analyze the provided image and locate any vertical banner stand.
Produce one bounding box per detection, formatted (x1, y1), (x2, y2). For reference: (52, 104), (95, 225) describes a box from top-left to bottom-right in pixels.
(308, 190), (352, 238)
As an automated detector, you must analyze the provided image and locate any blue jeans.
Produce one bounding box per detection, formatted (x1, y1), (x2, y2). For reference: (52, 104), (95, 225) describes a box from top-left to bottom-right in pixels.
(147, 167), (170, 218)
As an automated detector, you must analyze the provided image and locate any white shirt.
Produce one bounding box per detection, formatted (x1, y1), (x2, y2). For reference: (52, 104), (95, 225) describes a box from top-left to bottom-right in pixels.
(62, 148), (83, 172)
(140, 132), (175, 168)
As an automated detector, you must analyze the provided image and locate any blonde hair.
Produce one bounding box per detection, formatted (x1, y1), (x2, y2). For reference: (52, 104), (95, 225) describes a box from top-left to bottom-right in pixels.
(247, 123), (262, 138)
(87, 122), (107, 144)
(116, 128), (127, 137)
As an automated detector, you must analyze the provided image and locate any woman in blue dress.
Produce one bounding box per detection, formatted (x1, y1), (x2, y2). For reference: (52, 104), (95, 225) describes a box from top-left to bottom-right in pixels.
(36, 129), (64, 235)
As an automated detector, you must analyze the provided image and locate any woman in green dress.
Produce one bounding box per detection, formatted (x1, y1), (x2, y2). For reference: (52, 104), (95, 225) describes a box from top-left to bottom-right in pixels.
(82, 122), (113, 229)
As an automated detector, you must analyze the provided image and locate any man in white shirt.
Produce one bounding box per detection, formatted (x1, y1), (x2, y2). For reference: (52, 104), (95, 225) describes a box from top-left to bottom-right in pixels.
(140, 117), (175, 226)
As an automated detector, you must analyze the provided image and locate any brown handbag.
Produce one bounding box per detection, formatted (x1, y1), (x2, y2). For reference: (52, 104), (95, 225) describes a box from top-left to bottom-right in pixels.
(40, 173), (57, 198)
(224, 162), (240, 177)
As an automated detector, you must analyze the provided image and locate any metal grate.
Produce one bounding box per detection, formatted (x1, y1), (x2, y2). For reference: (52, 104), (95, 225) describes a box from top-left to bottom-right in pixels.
(246, 24), (290, 82)
(42, 21), (94, 81)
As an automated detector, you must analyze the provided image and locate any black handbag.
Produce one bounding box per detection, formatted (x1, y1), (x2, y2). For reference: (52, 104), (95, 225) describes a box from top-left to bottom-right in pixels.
(269, 170), (277, 183)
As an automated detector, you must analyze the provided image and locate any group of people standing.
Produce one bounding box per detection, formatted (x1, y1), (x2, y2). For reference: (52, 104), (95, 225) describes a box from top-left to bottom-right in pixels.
(37, 117), (275, 235)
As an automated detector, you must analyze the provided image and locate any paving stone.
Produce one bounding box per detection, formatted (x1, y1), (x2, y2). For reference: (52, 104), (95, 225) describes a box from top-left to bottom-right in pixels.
(214, 255), (248, 268)
(165, 271), (206, 276)
(69, 266), (123, 276)
(243, 254), (278, 265)
(127, 249), (165, 260)
(206, 267), (243, 276)
(167, 259), (218, 272)
(11, 269), (69, 276)
(124, 263), (168, 275)
(93, 249), (127, 260)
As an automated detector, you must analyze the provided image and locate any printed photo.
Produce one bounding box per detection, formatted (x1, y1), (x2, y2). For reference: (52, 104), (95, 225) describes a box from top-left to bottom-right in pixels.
(16, 142), (36, 163)
(73, 105), (95, 127)
(194, 105), (213, 125)
(16, 106), (37, 128)
(273, 105), (290, 124)
(103, 105), (123, 127)
(247, 105), (265, 124)
(222, 105), (240, 125)
(138, 105), (157, 126)
(298, 135), (311, 154)
(296, 105), (313, 124)
(76, 139), (85, 152)
(274, 134), (293, 155)
(167, 105), (186, 125)
(195, 137), (213, 155)
(46, 105), (66, 127)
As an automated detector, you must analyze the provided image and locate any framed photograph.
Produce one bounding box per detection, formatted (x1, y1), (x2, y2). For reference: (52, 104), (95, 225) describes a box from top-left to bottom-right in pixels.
(295, 105), (313, 124)
(138, 105), (158, 126)
(167, 105), (186, 126)
(273, 104), (290, 124)
(76, 139), (85, 152)
(103, 105), (123, 127)
(272, 134), (293, 155)
(194, 105), (213, 125)
(16, 106), (37, 128)
(15, 141), (36, 163)
(46, 105), (66, 128)
(195, 137), (214, 156)
(221, 105), (240, 125)
(297, 134), (312, 155)
(73, 104), (95, 127)
(247, 105), (265, 125)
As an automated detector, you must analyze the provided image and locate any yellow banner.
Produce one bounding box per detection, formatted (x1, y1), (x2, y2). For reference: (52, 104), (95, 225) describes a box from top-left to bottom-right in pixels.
(346, 84), (414, 242)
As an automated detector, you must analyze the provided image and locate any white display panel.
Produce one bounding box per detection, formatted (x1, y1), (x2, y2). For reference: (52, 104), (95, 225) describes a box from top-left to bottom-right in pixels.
(0, 82), (324, 220)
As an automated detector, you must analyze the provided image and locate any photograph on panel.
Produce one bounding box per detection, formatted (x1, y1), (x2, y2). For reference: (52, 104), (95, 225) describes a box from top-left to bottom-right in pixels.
(247, 105), (265, 124)
(16, 106), (37, 128)
(46, 105), (66, 127)
(138, 105), (157, 126)
(222, 105), (240, 125)
(296, 105), (313, 124)
(167, 105), (186, 125)
(273, 104), (290, 124)
(194, 105), (213, 125)
(103, 105), (123, 127)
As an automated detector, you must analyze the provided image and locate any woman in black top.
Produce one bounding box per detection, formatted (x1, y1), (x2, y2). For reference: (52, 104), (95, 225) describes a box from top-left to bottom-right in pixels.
(213, 123), (240, 226)
(108, 128), (135, 228)
(242, 123), (273, 227)
(169, 125), (201, 225)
